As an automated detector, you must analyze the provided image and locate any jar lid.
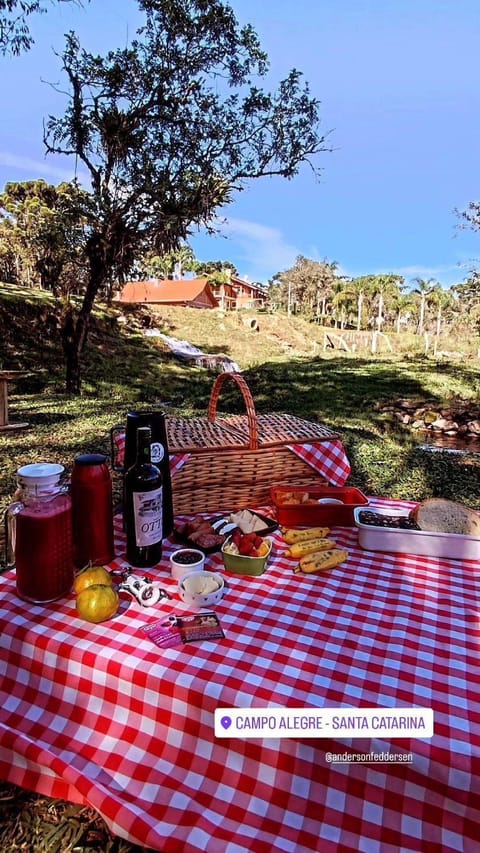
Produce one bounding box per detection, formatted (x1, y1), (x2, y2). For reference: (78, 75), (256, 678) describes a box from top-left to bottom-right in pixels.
(74, 453), (107, 466)
(17, 462), (64, 487)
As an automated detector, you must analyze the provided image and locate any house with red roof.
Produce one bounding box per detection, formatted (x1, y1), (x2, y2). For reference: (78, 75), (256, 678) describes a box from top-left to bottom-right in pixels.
(230, 275), (268, 309)
(116, 275), (268, 310)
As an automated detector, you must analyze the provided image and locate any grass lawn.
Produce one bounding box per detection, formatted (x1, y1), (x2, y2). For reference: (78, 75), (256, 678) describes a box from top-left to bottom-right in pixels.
(2, 282), (480, 531)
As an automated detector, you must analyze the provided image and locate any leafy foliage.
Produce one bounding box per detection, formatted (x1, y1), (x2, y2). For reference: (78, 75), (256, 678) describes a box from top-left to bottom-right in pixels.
(0, 179), (91, 295)
(41, 0), (329, 393)
(0, 0), (83, 55)
(270, 255), (340, 317)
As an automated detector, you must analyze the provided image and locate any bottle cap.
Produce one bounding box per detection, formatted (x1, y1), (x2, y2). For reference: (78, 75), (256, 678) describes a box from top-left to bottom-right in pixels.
(17, 463), (65, 493)
(74, 453), (107, 466)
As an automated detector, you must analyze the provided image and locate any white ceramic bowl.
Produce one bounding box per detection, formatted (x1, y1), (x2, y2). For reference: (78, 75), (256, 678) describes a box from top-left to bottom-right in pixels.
(178, 571), (225, 609)
(170, 548), (205, 580)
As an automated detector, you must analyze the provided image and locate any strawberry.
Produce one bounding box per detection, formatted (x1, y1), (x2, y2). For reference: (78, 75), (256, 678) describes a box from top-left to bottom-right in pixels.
(243, 531), (257, 542)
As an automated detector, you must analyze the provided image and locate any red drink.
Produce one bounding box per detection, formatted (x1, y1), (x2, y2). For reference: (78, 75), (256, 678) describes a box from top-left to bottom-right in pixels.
(6, 462), (74, 604)
(15, 494), (74, 603)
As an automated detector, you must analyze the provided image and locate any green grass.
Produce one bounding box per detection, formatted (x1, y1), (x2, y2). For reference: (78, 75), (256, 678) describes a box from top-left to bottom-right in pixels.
(1, 282), (480, 533)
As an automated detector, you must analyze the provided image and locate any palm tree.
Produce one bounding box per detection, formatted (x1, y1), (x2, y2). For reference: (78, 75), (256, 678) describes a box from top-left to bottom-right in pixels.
(392, 292), (415, 334)
(142, 244), (198, 279)
(349, 276), (373, 331)
(369, 274), (404, 331)
(331, 279), (356, 328)
(428, 285), (454, 338)
(411, 277), (438, 335)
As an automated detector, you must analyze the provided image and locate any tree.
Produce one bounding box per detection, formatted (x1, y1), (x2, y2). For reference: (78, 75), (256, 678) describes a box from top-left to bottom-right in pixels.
(195, 260), (238, 297)
(428, 285), (454, 339)
(391, 291), (415, 334)
(346, 273), (403, 331)
(0, 1), (84, 55)
(0, 179), (89, 295)
(330, 278), (356, 328)
(140, 244), (199, 279)
(196, 259), (238, 278)
(451, 276), (480, 334)
(44, 0), (329, 393)
(368, 274), (404, 330)
(270, 256), (339, 318)
(411, 277), (437, 335)
(348, 276), (373, 331)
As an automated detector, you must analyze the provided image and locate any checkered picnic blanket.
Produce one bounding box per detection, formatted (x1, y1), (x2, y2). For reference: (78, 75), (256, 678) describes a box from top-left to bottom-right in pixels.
(1, 497), (479, 852)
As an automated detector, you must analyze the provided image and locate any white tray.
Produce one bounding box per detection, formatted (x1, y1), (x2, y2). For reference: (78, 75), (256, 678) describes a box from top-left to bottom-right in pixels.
(353, 507), (480, 561)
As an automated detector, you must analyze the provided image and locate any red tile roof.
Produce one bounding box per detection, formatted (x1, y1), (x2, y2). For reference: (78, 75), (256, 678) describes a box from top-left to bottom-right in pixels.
(117, 278), (218, 308)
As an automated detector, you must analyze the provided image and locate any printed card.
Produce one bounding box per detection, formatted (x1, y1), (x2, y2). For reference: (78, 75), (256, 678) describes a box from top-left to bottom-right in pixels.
(143, 612), (224, 649)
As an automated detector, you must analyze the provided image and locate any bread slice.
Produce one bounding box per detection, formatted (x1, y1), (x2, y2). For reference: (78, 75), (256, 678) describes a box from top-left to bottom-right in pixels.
(414, 498), (480, 537)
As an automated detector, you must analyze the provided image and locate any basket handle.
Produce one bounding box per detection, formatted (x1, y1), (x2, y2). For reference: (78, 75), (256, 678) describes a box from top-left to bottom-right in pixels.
(207, 373), (259, 450)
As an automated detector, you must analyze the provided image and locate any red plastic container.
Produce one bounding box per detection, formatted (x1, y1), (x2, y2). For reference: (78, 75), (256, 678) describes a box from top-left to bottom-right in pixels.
(270, 484), (368, 527)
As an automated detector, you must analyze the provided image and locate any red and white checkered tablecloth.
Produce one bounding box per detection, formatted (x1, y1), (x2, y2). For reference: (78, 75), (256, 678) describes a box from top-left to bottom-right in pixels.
(288, 440), (351, 485)
(1, 497), (480, 852)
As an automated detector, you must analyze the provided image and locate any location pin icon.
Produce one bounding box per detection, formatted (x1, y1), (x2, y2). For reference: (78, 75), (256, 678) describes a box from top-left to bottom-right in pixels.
(221, 715), (232, 730)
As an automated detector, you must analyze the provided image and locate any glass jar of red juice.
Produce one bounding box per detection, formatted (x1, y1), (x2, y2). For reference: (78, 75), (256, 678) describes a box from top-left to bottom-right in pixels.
(5, 463), (74, 603)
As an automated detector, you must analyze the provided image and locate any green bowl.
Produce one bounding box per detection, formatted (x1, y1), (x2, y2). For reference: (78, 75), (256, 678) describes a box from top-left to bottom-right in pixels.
(221, 537), (272, 576)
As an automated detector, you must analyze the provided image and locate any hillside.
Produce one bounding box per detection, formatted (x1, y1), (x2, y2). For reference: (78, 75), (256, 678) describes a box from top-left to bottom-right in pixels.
(0, 282), (327, 379)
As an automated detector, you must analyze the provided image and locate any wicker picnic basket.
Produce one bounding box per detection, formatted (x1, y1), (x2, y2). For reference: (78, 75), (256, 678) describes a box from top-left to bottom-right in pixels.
(168, 372), (339, 516)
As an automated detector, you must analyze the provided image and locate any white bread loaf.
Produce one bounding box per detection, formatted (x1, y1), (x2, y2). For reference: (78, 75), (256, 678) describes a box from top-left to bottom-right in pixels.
(414, 498), (480, 537)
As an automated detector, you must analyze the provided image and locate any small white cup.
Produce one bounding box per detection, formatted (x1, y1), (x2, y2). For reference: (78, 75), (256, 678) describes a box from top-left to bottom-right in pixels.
(170, 548), (205, 580)
(178, 571), (225, 609)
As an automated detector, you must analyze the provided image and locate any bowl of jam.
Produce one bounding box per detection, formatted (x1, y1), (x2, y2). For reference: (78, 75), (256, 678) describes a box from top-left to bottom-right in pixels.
(170, 548), (205, 580)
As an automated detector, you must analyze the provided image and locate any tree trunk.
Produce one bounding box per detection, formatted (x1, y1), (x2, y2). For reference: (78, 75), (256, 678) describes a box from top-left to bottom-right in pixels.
(356, 292), (363, 331)
(377, 294), (384, 330)
(61, 247), (106, 394)
(419, 295), (426, 335)
(61, 308), (81, 394)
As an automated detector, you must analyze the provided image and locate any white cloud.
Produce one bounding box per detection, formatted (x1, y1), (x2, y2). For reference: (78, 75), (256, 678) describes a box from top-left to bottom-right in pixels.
(211, 216), (302, 281)
(387, 264), (460, 279)
(0, 151), (89, 185)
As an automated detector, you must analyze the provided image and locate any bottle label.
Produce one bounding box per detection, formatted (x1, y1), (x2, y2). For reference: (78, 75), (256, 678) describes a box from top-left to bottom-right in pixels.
(132, 487), (163, 546)
(150, 442), (165, 465)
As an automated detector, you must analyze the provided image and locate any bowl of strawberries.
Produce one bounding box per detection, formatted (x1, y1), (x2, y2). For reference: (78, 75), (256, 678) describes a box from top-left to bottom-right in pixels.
(222, 530), (272, 576)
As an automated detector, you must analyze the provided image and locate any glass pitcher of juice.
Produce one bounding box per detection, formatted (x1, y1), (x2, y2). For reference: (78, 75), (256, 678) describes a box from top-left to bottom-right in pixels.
(5, 462), (74, 603)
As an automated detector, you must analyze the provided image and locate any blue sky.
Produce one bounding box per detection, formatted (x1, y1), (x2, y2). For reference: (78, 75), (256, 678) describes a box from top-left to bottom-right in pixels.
(1, 0), (480, 287)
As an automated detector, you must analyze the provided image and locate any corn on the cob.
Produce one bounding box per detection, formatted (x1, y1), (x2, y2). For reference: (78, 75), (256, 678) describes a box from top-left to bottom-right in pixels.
(281, 526), (330, 544)
(285, 538), (336, 558)
(294, 548), (349, 574)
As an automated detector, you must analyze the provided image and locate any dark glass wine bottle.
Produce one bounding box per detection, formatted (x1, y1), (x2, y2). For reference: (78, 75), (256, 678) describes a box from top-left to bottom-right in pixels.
(125, 426), (163, 567)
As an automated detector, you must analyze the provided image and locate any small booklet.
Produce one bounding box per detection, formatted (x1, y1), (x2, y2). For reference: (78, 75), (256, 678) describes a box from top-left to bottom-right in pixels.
(143, 612), (224, 649)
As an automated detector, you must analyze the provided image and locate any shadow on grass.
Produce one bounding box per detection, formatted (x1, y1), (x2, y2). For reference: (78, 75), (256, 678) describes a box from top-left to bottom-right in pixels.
(233, 357), (443, 422)
(26, 411), (77, 426)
